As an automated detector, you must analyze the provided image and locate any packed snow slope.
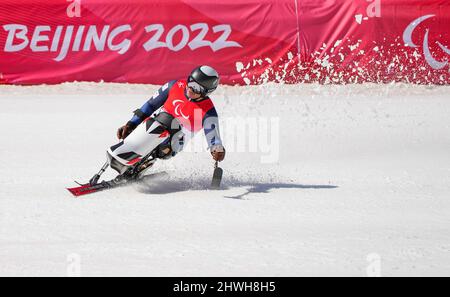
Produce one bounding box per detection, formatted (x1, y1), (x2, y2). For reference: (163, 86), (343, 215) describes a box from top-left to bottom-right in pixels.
(0, 82), (449, 277)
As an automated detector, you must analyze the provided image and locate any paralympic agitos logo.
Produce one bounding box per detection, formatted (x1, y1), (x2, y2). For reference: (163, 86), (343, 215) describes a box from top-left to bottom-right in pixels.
(403, 15), (450, 70)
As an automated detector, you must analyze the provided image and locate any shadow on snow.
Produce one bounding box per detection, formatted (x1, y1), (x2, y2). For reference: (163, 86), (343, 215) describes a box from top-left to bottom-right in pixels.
(135, 172), (338, 199)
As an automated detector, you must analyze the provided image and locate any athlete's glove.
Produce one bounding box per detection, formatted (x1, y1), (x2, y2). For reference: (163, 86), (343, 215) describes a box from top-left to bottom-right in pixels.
(211, 145), (226, 162)
(117, 121), (137, 140)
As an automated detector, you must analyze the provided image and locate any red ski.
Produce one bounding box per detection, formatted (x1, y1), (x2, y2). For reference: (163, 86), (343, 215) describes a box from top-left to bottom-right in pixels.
(67, 170), (161, 197)
(67, 181), (115, 197)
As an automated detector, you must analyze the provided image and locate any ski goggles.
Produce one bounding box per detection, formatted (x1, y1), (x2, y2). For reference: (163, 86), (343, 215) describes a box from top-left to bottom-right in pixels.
(187, 80), (206, 95)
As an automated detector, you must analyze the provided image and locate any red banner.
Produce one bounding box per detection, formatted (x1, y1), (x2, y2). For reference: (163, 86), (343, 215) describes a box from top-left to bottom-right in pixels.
(0, 0), (449, 85)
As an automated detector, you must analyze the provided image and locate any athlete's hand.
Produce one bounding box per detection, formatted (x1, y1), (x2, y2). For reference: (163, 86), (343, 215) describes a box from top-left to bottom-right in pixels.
(117, 122), (136, 140)
(211, 145), (226, 162)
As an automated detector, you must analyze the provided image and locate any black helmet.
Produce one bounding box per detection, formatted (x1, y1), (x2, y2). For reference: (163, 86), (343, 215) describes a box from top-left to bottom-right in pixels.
(187, 66), (220, 97)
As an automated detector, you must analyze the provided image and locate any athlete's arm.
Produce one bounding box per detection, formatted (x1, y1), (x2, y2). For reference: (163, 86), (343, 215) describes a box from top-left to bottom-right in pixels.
(129, 80), (176, 126)
(203, 108), (223, 148)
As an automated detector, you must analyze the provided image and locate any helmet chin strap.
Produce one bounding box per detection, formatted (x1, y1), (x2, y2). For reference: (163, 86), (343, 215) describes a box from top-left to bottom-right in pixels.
(190, 96), (206, 102)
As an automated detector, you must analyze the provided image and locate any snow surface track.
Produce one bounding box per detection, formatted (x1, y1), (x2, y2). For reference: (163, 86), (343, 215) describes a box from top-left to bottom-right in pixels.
(0, 82), (449, 276)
